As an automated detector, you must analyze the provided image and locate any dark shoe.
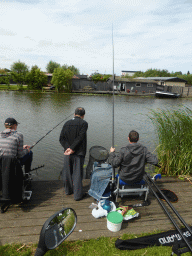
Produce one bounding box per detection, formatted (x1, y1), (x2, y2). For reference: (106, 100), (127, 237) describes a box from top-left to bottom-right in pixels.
(75, 193), (88, 201)
(0, 197), (11, 202)
(66, 193), (73, 196)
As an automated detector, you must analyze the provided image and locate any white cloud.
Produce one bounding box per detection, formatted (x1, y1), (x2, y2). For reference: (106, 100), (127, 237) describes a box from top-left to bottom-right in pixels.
(0, 0), (192, 74)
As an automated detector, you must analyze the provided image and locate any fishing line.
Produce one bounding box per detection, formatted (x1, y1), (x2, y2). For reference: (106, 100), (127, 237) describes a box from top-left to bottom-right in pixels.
(30, 112), (74, 149)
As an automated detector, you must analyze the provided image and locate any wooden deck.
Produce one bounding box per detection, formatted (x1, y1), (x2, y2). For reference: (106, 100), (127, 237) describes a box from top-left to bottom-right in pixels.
(0, 177), (192, 246)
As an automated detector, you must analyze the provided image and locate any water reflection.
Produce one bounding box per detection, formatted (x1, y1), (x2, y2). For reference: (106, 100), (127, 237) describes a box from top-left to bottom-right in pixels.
(0, 91), (191, 180)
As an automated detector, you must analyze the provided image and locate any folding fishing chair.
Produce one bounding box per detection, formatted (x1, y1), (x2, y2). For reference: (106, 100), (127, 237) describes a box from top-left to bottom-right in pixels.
(113, 174), (149, 203)
(87, 146), (161, 204)
(0, 156), (45, 213)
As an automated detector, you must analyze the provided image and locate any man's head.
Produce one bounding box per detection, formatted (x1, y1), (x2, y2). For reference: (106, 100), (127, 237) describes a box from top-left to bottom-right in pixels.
(128, 130), (139, 143)
(75, 107), (85, 118)
(4, 117), (19, 130)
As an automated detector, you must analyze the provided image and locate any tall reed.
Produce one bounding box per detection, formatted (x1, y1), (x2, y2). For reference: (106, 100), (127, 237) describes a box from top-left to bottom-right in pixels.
(149, 107), (192, 176)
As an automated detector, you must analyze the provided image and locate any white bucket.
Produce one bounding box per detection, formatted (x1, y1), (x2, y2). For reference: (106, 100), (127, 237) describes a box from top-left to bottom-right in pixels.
(107, 212), (123, 232)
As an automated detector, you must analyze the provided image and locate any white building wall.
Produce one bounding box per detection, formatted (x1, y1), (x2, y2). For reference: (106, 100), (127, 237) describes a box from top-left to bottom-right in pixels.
(121, 71), (137, 77)
(165, 81), (186, 87)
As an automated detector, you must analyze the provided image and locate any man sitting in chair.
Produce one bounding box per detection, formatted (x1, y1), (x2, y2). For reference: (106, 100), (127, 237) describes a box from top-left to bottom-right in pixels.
(109, 130), (158, 184)
(0, 117), (33, 201)
(0, 117), (32, 173)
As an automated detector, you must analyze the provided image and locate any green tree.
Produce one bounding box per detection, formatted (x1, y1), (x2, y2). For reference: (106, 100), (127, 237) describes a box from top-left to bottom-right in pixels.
(10, 60), (29, 88)
(172, 71), (183, 76)
(51, 68), (74, 92)
(177, 74), (192, 84)
(61, 64), (68, 71)
(142, 68), (170, 77)
(91, 73), (111, 83)
(68, 65), (80, 75)
(132, 71), (144, 78)
(46, 61), (60, 73)
(0, 68), (7, 74)
(61, 64), (80, 75)
(0, 69), (10, 89)
(26, 67), (47, 90)
(31, 65), (39, 70)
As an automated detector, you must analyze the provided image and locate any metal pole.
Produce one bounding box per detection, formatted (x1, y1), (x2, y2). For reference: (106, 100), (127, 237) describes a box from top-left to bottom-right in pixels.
(144, 175), (192, 253)
(146, 173), (192, 235)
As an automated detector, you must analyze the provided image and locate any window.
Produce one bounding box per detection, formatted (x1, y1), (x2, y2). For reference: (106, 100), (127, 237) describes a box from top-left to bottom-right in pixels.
(147, 84), (153, 87)
(135, 83), (141, 87)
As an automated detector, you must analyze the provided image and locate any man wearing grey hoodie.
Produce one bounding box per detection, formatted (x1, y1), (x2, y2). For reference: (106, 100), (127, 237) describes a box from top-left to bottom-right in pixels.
(0, 117), (32, 173)
(109, 130), (158, 184)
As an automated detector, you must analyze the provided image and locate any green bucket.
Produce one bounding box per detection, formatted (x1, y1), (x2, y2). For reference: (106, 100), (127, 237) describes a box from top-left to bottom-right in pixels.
(107, 212), (123, 232)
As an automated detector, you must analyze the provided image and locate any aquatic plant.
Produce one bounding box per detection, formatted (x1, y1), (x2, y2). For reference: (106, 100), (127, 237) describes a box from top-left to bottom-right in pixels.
(149, 107), (192, 176)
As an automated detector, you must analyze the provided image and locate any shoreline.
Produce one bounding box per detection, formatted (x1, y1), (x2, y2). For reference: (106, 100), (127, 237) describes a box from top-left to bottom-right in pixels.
(0, 89), (192, 98)
(0, 88), (156, 96)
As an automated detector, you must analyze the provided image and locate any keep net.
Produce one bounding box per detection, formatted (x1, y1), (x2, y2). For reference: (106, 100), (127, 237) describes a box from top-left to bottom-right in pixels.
(85, 146), (109, 178)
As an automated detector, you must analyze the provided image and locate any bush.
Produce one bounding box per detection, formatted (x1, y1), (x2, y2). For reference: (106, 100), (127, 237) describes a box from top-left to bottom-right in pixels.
(26, 67), (47, 90)
(51, 68), (74, 92)
(91, 74), (111, 83)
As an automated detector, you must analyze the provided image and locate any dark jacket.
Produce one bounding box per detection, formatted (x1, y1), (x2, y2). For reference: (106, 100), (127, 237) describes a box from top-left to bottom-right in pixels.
(0, 156), (23, 201)
(59, 116), (88, 156)
(109, 143), (158, 183)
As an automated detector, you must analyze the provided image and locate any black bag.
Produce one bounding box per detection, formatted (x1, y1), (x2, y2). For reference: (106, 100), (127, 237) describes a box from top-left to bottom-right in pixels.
(115, 226), (192, 250)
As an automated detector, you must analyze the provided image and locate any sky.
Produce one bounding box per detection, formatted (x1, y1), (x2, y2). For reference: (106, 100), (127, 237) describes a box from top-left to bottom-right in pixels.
(0, 0), (192, 76)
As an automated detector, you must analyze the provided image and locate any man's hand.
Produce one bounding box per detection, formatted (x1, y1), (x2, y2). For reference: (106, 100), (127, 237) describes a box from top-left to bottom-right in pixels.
(64, 148), (75, 155)
(110, 147), (115, 153)
(23, 145), (30, 152)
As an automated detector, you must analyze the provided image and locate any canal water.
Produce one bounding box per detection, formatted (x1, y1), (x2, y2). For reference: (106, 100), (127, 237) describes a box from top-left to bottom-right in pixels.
(0, 91), (192, 180)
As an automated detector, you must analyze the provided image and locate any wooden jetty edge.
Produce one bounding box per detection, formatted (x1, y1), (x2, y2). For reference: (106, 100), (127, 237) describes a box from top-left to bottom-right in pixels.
(0, 177), (192, 246)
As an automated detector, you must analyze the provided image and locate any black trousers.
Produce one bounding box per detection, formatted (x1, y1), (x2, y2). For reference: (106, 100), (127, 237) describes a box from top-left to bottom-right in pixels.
(63, 155), (84, 200)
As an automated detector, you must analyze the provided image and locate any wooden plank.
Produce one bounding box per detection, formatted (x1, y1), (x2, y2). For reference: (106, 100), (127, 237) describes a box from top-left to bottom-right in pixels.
(0, 178), (192, 246)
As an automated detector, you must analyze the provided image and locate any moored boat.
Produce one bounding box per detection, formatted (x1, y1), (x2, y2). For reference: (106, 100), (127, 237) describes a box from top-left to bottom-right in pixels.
(155, 91), (180, 98)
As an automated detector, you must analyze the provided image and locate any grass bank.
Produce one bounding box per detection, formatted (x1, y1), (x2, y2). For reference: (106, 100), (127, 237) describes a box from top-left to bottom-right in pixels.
(0, 84), (23, 90)
(149, 107), (192, 176)
(0, 232), (186, 256)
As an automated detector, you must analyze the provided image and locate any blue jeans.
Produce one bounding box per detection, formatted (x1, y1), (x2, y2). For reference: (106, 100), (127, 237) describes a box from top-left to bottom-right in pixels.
(88, 162), (112, 201)
(20, 151), (33, 173)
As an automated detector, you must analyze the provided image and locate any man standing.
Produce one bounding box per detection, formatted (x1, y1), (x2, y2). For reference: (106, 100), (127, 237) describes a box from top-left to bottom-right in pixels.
(109, 130), (158, 184)
(59, 107), (88, 201)
(0, 117), (33, 173)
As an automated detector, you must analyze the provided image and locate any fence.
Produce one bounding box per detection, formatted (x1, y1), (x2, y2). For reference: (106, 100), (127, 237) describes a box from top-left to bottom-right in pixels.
(163, 86), (192, 97)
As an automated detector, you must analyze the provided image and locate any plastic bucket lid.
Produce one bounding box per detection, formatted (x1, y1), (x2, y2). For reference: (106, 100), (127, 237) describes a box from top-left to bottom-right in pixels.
(107, 211), (123, 224)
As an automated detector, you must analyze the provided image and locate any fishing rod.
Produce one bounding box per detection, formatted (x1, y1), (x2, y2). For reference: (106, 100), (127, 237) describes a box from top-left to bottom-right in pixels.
(144, 173), (192, 254)
(30, 113), (74, 149)
(111, 24), (116, 199)
(112, 23), (115, 148)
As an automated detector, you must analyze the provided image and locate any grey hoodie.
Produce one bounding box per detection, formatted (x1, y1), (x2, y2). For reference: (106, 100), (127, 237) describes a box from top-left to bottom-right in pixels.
(0, 129), (27, 158)
(109, 143), (158, 183)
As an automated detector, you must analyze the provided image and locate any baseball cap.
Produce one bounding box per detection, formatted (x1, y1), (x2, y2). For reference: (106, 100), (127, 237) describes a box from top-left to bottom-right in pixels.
(4, 117), (19, 126)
